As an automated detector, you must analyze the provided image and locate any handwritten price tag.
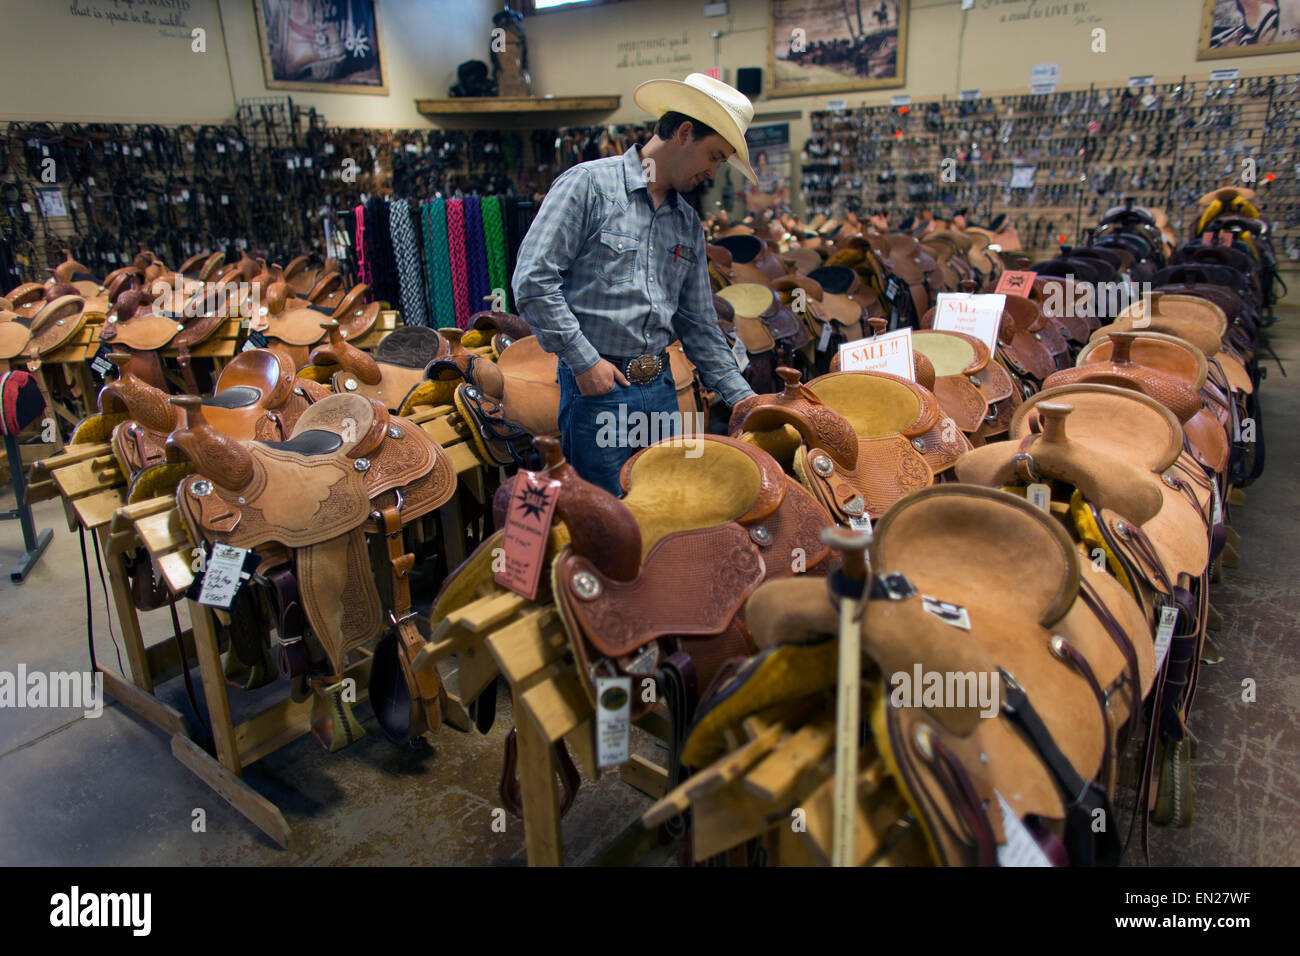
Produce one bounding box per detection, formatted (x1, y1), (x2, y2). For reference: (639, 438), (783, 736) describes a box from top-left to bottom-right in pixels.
(839, 328), (914, 380)
(197, 544), (251, 610)
(932, 293), (1006, 356)
(995, 270), (1037, 297)
(495, 471), (561, 600)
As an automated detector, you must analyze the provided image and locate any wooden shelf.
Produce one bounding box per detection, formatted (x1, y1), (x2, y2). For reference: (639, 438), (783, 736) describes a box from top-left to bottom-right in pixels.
(415, 95), (620, 117)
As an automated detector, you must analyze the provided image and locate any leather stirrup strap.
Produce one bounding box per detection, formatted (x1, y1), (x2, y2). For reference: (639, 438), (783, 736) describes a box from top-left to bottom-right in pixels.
(382, 503), (442, 736)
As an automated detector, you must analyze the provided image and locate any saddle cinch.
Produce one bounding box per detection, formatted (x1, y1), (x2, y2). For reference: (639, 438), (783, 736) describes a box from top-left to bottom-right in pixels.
(680, 485), (1154, 866)
(731, 367), (972, 524)
(542, 434), (832, 729)
(170, 392), (458, 748)
(430, 332), (707, 469)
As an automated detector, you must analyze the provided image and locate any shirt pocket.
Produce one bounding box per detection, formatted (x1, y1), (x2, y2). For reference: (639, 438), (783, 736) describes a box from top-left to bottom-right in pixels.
(597, 230), (638, 286)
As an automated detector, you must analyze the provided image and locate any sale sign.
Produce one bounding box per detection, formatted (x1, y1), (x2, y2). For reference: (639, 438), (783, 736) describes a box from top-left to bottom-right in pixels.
(994, 270), (1037, 297)
(839, 328), (914, 380)
(931, 293), (1005, 355)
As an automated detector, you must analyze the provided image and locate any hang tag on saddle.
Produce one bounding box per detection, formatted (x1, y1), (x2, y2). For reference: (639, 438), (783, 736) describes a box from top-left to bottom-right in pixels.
(1154, 605), (1178, 672)
(816, 321), (834, 352)
(194, 544), (258, 611)
(921, 595), (970, 630)
(1210, 482), (1223, 526)
(885, 277), (901, 303)
(731, 336), (749, 374)
(595, 676), (632, 769)
(496, 470), (561, 600)
(88, 343), (115, 384)
(1026, 483), (1051, 513)
(849, 514), (873, 533)
(994, 791), (1053, 867)
(242, 329), (268, 352)
(994, 270), (1037, 296)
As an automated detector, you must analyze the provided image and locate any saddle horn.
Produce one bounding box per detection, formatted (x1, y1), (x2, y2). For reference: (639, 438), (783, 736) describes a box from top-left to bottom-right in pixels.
(310, 321), (381, 384)
(534, 436), (642, 583)
(165, 396), (254, 490)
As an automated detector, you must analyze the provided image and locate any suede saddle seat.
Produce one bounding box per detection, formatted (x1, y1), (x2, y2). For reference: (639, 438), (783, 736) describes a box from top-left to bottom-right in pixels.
(961, 393), (1211, 625)
(683, 485), (1152, 866)
(911, 329), (1020, 440)
(172, 391), (456, 675)
(0, 292), (93, 368)
(311, 322), (455, 415)
(97, 348), (331, 483)
(732, 368), (951, 523)
(1103, 293), (1252, 397)
(543, 435), (832, 720)
(717, 281), (810, 354)
(919, 293), (1058, 390)
(1057, 332), (1229, 475)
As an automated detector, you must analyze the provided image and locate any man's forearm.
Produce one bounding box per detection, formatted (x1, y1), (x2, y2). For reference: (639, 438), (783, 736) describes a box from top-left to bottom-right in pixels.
(516, 296), (602, 374)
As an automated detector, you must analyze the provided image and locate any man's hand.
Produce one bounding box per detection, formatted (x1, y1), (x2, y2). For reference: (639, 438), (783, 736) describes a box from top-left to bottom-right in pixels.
(576, 358), (630, 396)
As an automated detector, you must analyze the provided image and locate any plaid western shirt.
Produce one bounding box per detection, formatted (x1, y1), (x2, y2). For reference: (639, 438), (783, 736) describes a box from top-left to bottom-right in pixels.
(512, 144), (753, 407)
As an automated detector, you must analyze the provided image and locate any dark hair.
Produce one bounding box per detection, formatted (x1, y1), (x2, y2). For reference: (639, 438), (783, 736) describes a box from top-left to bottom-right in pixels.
(654, 110), (720, 142)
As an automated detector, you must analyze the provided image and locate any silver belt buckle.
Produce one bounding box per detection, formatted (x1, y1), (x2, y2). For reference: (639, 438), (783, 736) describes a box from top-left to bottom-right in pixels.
(623, 353), (663, 385)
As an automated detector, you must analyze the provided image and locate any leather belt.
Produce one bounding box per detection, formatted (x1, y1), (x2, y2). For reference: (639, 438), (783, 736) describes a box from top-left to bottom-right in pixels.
(601, 349), (669, 386)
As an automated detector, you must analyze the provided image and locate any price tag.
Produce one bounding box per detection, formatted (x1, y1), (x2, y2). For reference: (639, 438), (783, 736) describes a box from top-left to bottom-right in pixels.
(1127, 75), (1154, 88)
(235, 141), (244, 152)
(885, 276), (901, 303)
(216, 142), (226, 153)
(324, 142), (335, 155)
(133, 147), (143, 158)
(303, 157), (312, 168)
(921, 595), (971, 630)
(88, 343), (115, 383)
(731, 336), (749, 373)
(1154, 605), (1178, 672)
(20, 202), (32, 213)
(186, 141), (196, 152)
(41, 145), (50, 157)
(839, 328), (914, 379)
(849, 514), (872, 533)
(87, 177), (95, 186)
(1209, 68), (1240, 82)
(595, 676), (632, 769)
(995, 791), (1054, 867)
(105, 252), (117, 264)
(817, 321), (834, 352)
(994, 270), (1037, 296)
(1211, 481), (1222, 526)
(932, 292), (1005, 356)
(195, 544), (255, 610)
(495, 471), (561, 599)
(959, 89), (981, 100)
(1010, 166), (1036, 189)
(221, 195), (229, 205)
(1026, 483), (1051, 512)
(181, 190), (190, 201)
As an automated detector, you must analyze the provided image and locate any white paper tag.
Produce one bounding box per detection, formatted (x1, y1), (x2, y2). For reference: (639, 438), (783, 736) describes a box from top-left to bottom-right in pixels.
(849, 514), (873, 533)
(921, 595), (971, 630)
(890, 94), (911, 107)
(221, 195), (229, 205)
(215, 142), (226, 153)
(105, 252), (117, 264)
(932, 293), (1005, 356)
(1010, 165), (1036, 189)
(304, 157), (312, 168)
(826, 98), (847, 111)
(959, 89), (981, 100)
(197, 544), (249, 610)
(181, 189), (190, 201)
(817, 321), (833, 352)
(995, 791), (1054, 867)
(839, 328), (914, 379)
(20, 202), (32, 213)
(324, 142), (335, 155)
(1026, 483), (1051, 512)
(1154, 605), (1178, 672)
(1209, 68), (1240, 81)
(731, 336), (749, 373)
(1127, 75), (1154, 88)
(86, 176), (95, 186)
(595, 676), (632, 769)
(1211, 482), (1222, 526)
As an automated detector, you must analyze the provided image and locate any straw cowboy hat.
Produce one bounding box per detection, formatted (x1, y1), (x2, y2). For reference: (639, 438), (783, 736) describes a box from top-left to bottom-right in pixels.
(634, 73), (758, 184)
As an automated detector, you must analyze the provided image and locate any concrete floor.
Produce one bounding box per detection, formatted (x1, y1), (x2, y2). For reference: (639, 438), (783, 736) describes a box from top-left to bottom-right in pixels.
(1, 311), (1297, 866)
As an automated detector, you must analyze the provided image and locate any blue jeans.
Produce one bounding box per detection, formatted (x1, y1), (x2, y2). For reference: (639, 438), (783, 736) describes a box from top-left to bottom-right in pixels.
(557, 362), (679, 496)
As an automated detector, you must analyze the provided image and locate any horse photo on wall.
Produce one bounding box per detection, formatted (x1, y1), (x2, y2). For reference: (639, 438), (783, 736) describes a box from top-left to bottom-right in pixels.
(769, 0), (907, 97)
(254, 0), (388, 95)
(1198, 0), (1300, 58)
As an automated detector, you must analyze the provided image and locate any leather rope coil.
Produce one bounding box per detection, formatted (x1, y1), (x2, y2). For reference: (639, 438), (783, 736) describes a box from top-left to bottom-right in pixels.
(481, 195), (510, 312)
(446, 198), (471, 328)
(422, 198), (456, 326)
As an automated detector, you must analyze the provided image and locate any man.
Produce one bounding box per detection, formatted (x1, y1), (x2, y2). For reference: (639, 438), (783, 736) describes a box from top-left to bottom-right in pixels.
(513, 73), (757, 494)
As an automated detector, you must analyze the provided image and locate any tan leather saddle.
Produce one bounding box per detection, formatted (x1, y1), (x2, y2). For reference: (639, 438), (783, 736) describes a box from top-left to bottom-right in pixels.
(172, 391), (457, 746)
(0, 292), (95, 369)
(911, 329), (1021, 441)
(544, 434), (832, 723)
(311, 322), (454, 415)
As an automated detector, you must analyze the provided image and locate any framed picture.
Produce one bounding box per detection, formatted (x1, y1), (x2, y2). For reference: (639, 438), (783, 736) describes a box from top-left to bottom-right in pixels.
(769, 0), (907, 98)
(743, 123), (791, 217)
(254, 0), (388, 95)
(1198, 0), (1300, 59)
